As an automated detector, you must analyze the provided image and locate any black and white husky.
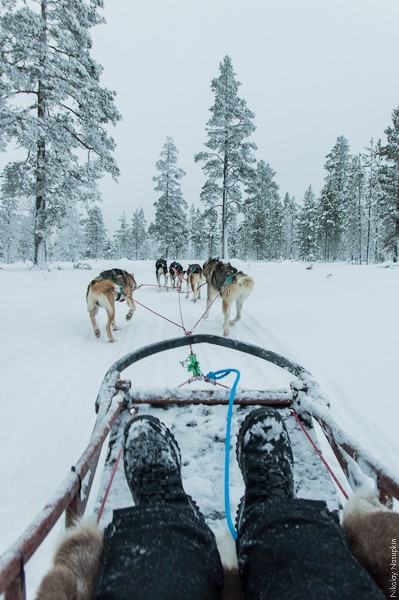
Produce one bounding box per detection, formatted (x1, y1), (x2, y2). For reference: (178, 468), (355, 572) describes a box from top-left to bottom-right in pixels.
(185, 263), (204, 302)
(155, 258), (169, 290)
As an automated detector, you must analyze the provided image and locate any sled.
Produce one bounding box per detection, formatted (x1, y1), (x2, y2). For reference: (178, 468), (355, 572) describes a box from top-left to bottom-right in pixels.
(1, 334), (398, 600)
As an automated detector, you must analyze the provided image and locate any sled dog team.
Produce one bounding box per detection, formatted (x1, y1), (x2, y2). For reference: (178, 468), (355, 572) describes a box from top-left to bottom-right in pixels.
(86, 259), (254, 341)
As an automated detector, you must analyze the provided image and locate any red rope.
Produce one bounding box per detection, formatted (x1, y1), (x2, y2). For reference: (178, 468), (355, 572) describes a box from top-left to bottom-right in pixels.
(136, 283), (175, 290)
(177, 289), (187, 333)
(133, 297), (185, 331)
(133, 280), (215, 336)
(97, 408), (138, 523)
(190, 292), (221, 332)
(290, 410), (349, 499)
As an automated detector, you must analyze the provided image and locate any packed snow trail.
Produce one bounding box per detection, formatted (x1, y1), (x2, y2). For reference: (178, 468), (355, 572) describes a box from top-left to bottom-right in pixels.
(1, 259), (398, 597)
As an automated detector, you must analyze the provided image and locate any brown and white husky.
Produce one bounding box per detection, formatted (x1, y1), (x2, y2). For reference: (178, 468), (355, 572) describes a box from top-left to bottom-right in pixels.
(86, 268), (137, 343)
(202, 258), (254, 336)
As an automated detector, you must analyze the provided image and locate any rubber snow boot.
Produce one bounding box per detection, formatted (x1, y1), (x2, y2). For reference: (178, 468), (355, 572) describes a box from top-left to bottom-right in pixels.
(123, 415), (203, 518)
(236, 407), (294, 528)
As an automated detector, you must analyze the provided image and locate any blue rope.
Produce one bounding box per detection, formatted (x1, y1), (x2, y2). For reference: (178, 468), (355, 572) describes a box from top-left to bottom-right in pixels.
(206, 368), (240, 540)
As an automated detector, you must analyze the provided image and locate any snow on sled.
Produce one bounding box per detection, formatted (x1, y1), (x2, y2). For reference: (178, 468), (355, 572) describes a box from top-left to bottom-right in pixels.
(1, 334), (399, 599)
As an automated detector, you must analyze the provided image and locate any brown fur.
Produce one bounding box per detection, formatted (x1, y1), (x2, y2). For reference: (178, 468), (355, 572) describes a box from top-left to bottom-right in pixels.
(185, 263), (204, 302)
(36, 518), (103, 600)
(86, 270), (136, 342)
(342, 489), (399, 598)
(202, 258), (254, 336)
(216, 529), (243, 599)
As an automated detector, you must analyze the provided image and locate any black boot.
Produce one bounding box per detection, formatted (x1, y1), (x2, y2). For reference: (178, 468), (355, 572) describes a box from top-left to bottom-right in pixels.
(236, 407), (294, 528)
(123, 415), (202, 517)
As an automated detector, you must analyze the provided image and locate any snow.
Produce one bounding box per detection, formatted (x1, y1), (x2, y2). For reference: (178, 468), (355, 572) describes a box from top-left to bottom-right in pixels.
(0, 259), (398, 597)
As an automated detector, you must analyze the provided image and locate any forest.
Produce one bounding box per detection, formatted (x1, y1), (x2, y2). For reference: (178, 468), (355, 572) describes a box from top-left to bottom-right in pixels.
(1, 1), (399, 266)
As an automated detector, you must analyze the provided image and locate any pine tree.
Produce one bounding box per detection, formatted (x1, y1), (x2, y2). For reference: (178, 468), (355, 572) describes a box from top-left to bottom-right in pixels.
(0, 163), (21, 262)
(17, 214), (35, 262)
(363, 139), (384, 263)
(151, 137), (188, 258)
(344, 154), (365, 263)
(227, 206), (238, 258)
(0, 0), (120, 267)
(195, 55), (256, 258)
(131, 208), (147, 259)
(318, 136), (351, 260)
(243, 160), (282, 260)
(84, 205), (107, 259)
(52, 203), (84, 261)
(283, 193), (298, 259)
(193, 207), (209, 259)
(379, 108), (399, 261)
(297, 185), (319, 261)
(238, 206), (251, 261)
(113, 212), (131, 259)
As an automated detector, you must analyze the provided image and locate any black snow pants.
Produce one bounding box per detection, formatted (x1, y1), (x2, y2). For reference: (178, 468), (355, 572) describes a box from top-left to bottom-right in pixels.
(94, 499), (384, 600)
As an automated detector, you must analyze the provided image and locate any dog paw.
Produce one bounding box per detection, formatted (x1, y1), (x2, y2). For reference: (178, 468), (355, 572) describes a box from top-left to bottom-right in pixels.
(223, 330), (230, 337)
(126, 311), (134, 321)
(94, 329), (100, 338)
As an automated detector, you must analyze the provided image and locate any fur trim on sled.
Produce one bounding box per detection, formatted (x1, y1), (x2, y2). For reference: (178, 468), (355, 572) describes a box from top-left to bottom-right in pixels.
(35, 517), (103, 600)
(342, 487), (399, 598)
(216, 528), (242, 600)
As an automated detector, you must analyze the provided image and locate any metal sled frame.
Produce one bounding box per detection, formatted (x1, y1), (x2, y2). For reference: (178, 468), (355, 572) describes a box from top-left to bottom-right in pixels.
(1, 334), (398, 599)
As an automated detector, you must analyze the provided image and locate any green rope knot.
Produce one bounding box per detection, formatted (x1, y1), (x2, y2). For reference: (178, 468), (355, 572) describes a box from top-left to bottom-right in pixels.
(181, 353), (202, 377)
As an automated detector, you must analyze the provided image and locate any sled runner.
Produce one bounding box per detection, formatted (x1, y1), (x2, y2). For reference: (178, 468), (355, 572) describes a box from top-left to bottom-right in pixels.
(1, 334), (399, 599)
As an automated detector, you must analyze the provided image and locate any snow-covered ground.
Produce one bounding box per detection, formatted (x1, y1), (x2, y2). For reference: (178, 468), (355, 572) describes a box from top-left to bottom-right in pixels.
(0, 259), (398, 596)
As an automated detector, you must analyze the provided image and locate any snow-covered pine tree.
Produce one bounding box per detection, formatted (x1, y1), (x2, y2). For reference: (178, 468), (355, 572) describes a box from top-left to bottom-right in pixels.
(203, 207), (220, 257)
(379, 108), (399, 261)
(227, 205), (238, 258)
(17, 213), (35, 262)
(0, 0), (120, 267)
(363, 139), (385, 263)
(237, 206), (251, 261)
(344, 154), (365, 263)
(318, 136), (351, 260)
(243, 160), (282, 260)
(52, 203), (84, 262)
(0, 163), (22, 262)
(151, 137), (188, 258)
(187, 204), (207, 259)
(131, 208), (147, 260)
(283, 193), (299, 260)
(84, 205), (107, 259)
(195, 55), (257, 259)
(297, 185), (319, 261)
(113, 212), (131, 259)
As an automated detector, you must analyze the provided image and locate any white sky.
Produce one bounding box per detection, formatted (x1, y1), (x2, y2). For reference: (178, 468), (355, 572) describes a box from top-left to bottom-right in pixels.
(91, 0), (399, 232)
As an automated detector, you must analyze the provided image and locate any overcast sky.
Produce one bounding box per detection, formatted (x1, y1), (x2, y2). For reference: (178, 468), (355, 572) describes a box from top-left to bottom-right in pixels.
(91, 0), (399, 232)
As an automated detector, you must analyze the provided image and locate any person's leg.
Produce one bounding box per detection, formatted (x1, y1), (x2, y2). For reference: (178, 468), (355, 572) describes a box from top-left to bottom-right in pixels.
(94, 415), (223, 600)
(236, 408), (385, 600)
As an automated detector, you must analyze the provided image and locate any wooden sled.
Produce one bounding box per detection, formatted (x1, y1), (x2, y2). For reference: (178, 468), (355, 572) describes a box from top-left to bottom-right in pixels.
(1, 334), (398, 599)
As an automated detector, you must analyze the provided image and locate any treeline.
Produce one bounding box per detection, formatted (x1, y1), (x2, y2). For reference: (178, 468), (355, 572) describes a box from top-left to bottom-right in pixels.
(0, 1), (398, 265)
